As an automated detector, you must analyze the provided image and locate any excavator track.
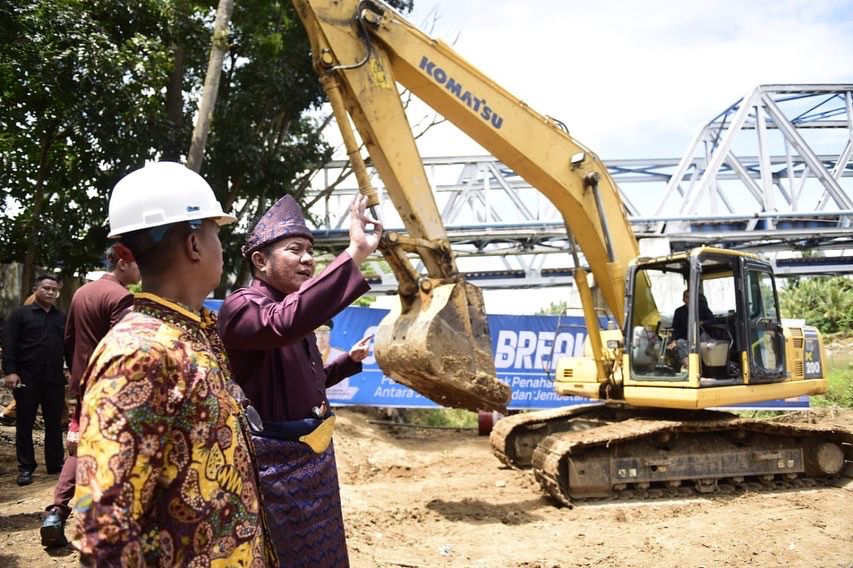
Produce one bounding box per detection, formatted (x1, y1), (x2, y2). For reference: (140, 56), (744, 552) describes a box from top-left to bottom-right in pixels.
(489, 403), (730, 469)
(490, 403), (610, 468)
(530, 413), (853, 506)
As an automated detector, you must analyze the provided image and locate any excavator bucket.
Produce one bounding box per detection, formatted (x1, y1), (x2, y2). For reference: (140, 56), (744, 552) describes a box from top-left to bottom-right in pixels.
(373, 279), (511, 413)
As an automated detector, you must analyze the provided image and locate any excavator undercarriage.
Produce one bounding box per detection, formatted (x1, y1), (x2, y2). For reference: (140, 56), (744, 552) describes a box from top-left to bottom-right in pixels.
(491, 407), (853, 505)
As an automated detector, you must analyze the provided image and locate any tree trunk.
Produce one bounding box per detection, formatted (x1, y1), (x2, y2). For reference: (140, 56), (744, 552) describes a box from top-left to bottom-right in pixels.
(186, 0), (234, 173)
(218, 194), (268, 296)
(162, 42), (186, 161)
(20, 125), (58, 300)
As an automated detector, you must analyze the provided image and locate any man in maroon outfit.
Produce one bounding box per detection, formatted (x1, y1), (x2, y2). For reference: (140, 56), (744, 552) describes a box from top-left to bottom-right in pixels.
(39, 245), (140, 548)
(218, 194), (380, 567)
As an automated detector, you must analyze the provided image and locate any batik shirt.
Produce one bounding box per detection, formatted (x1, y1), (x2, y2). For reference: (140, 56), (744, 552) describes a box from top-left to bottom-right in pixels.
(73, 293), (276, 567)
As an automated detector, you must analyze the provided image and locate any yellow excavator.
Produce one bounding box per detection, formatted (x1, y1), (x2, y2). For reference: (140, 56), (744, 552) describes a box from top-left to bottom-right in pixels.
(292, 0), (852, 503)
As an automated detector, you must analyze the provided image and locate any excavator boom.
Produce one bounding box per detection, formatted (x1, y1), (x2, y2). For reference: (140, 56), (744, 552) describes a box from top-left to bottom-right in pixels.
(293, 0), (641, 409)
(294, 0), (639, 320)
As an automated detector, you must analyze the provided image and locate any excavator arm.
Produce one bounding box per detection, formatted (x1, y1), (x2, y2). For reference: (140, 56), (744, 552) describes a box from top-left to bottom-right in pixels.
(293, 0), (644, 407)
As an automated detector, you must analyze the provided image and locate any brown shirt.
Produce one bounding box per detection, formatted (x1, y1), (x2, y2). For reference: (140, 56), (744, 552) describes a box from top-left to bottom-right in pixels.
(218, 253), (369, 422)
(64, 273), (132, 395)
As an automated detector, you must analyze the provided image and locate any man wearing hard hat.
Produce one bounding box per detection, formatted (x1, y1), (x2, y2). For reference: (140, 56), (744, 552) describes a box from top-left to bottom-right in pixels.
(71, 162), (276, 566)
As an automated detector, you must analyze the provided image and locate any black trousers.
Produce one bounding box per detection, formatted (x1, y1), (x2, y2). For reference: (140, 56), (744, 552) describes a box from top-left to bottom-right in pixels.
(14, 381), (65, 474)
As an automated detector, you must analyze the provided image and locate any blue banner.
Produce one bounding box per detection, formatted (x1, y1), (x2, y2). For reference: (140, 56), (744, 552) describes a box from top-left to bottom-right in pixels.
(323, 307), (592, 409)
(203, 301), (807, 410)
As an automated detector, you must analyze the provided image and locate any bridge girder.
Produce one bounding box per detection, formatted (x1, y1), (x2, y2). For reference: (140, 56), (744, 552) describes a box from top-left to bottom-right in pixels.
(305, 85), (853, 290)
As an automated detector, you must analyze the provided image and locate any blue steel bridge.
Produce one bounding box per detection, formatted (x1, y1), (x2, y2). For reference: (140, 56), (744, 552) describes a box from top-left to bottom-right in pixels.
(304, 85), (853, 291)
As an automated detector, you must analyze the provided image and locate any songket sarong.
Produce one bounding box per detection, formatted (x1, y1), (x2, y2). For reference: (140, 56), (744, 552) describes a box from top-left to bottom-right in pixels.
(253, 435), (349, 568)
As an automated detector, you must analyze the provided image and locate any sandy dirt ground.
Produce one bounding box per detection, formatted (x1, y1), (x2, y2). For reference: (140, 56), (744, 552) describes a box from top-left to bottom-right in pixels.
(0, 409), (851, 568)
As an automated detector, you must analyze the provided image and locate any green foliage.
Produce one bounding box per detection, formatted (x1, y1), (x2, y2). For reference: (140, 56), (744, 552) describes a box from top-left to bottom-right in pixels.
(811, 367), (853, 409)
(314, 255), (379, 307)
(400, 408), (477, 429)
(0, 0), (415, 293)
(357, 259), (390, 279)
(733, 359), (852, 411)
(779, 276), (853, 334)
(537, 300), (568, 315)
(0, 0), (174, 274)
(732, 410), (786, 419)
(202, 0), (334, 294)
(352, 295), (376, 307)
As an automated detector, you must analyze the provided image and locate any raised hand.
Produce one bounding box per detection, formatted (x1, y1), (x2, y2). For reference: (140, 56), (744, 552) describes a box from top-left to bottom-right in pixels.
(345, 194), (383, 265)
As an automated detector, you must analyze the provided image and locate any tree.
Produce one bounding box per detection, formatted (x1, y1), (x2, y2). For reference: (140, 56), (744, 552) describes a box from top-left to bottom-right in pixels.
(198, 0), (415, 295)
(0, 0), (416, 298)
(780, 276), (853, 335)
(0, 0), (173, 298)
(186, 0), (233, 172)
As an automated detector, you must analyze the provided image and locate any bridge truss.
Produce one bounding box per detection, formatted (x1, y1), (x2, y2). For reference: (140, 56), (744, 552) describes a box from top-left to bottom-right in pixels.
(305, 85), (853, 291)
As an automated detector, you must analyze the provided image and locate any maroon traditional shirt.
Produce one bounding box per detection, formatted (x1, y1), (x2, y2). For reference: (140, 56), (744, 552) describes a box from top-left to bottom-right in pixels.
(64, 273), (133, 395)
(217, 253), (370, 422)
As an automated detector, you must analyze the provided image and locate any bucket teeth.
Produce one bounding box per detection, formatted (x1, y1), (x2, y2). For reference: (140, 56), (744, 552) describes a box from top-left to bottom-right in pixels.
(374, 281), (510, 412)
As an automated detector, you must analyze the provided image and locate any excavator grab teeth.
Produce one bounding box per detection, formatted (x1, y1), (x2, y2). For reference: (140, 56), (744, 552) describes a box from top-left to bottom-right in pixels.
(373, 281), (510, 413)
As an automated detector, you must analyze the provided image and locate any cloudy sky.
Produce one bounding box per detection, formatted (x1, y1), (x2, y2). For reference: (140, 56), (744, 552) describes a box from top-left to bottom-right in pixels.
(397, 0), (853, 160)
(336, 0), (853, 313)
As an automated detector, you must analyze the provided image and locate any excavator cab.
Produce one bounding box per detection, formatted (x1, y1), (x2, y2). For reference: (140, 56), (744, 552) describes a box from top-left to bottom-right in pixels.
(556, 247), (822, 409)
(624, 247), (787, 390)
(602, 246), (822, 410)
(627, 251), (733, 383)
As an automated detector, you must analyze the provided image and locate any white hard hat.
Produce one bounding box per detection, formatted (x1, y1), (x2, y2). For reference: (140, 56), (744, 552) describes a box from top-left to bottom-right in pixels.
(108, 161), (237, 238)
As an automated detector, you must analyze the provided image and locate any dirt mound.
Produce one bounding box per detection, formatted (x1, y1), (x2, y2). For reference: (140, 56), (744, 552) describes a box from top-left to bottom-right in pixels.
(773, 406), (853, 427)
(0, 408), (851, 567)
(824, 334), (853, 354)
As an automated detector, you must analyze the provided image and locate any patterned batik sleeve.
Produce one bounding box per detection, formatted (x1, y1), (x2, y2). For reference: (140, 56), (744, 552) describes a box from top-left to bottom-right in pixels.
(72, 342), (179, 565)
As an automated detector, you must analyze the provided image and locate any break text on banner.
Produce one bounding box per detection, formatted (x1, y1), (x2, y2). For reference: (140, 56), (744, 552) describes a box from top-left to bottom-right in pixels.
(325, 307), (591, 410)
